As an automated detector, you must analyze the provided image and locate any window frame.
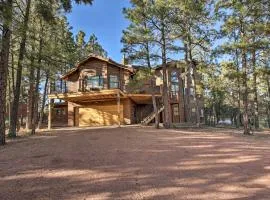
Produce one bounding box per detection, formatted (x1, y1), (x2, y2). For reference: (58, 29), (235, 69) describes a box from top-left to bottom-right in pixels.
(109, 75), (119, 89)
(87, 75), (104, 89)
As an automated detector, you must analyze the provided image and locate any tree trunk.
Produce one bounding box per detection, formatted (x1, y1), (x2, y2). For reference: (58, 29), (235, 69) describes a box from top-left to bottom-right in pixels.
(188, 39), (200, 127)
(235, 49), (241, 128)
(184, 45), (191, 122)
(144, 32), (159, 129)
(213, 104), (216, 127)
(239, 16), (250, 135)
(26, 52), (35, 130)
(151, 87), (159, 128)
(177, 69), (185, 122)
(31, 66), (41, 135)
(31, 33), (43, 135)
(266, 76), (270, 128)
(161, 23), (171, 128)
(191, 63), (201, 127)
(242, 50), (249, 135)
(252, 49), (259, 129)
(38, 72), (49, 129)
(0, 0), (13, 145)
(236, 98), (241, 128)
(9, 0), (31, 137)
(7, 73), (12, 128)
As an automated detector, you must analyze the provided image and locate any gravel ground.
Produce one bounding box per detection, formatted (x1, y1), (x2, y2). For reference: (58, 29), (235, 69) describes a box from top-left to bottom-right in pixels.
(1, 126), (270, 200)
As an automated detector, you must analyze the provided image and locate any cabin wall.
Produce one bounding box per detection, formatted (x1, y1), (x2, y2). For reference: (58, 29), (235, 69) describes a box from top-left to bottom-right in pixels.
(155, 63), (205, 123)
(123, 98), (136, 124)
(107, 64), (121, 89)
(67, 73), (80, 93)
(65, 59), (132, 92)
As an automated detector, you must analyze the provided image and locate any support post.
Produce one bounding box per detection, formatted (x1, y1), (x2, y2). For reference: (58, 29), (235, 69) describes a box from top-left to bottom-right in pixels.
(117, 90), (121, 127)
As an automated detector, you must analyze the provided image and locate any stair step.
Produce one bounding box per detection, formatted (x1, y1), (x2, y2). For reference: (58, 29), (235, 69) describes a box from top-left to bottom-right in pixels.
(141, 105), (164, 125)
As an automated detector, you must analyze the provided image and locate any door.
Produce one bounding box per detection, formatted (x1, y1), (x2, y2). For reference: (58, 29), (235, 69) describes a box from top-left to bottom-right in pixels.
(78, 104), (123, 127)
(172, 104), (180, 123)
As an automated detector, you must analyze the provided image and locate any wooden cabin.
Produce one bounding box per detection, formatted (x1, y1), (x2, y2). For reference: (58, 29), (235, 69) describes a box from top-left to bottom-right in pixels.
(48, 55), (204, 128)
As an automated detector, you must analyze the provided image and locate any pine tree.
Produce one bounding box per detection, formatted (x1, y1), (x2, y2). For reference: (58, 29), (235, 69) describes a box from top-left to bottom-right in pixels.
(170, 0), (215, 126)
(85, 34), (107, 57)
(122, 1), (160, 128)
(0, 0), (13, 145)
(75, 30), (87, 60)
(0, 0), (93, 142)
(216, 0), (270, 134)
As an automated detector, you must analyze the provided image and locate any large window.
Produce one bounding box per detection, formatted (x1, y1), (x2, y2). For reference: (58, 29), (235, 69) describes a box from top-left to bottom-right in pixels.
(87, 75), (104, 89)
(171, 71), (179, 96)
(109, 75), (119, 89)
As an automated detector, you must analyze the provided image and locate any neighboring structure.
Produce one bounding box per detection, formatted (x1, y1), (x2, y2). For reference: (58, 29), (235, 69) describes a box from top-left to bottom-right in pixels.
(48, 55), (204, 128)
(155, 61), (204, 124)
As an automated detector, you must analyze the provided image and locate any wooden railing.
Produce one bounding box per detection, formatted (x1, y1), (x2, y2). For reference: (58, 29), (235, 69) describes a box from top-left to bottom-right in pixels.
(141, 105), (164, 125)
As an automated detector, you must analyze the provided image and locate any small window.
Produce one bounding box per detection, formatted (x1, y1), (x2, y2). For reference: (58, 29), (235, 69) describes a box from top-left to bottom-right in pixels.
(109, 75), (119, 89)
(171, 71), (178, 83)
(171, 71), (179, 96)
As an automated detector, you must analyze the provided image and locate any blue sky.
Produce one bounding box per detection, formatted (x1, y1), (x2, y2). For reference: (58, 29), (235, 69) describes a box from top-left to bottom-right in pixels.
(66, 0), (131, 63)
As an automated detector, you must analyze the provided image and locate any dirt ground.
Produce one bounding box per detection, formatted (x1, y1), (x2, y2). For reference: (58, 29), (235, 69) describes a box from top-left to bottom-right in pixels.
(1, 127), (270, 200)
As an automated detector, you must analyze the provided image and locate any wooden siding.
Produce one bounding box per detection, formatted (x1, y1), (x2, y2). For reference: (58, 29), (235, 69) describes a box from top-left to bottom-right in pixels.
(65, 58), (132, 93)
(123, 98), (135, 124)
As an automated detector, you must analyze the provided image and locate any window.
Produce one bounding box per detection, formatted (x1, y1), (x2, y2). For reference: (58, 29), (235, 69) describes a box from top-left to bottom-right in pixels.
(171, 84), (179, 96)
(171, 71), (179, 96)
(171, 71), (178, 83)
(173, 105), (179, 116)
(87, 75), (103, 89)
(109, 75), (119, 89)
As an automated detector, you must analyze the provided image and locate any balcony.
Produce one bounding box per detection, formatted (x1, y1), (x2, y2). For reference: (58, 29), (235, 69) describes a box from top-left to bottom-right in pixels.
(50, 78), (162, 95)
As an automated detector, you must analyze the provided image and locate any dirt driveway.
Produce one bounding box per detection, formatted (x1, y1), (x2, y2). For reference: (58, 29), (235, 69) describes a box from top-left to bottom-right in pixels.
(1, 127), (270, 200)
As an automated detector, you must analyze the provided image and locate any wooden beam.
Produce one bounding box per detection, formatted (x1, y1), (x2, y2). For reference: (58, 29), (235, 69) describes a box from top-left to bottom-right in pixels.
(48, 89), (127, 100)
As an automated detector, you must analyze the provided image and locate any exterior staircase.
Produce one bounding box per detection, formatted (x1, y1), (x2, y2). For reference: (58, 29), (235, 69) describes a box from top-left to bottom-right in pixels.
(141, 105), (164, 125)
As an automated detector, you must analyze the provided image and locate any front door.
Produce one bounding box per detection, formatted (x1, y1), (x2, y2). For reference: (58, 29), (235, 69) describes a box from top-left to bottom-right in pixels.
(172, 104), (180, 123)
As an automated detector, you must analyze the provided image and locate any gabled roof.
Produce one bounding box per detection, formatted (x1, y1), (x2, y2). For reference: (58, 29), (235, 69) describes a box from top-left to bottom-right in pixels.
(62, 54), (135, 80)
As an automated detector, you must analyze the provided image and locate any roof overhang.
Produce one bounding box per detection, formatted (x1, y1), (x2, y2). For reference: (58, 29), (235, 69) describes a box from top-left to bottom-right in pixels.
(48, 89), (127, 103)
(62, 55), (135, 80)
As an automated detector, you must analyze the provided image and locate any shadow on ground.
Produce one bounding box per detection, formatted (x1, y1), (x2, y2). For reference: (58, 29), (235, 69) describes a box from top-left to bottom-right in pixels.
(1, 127), (270, 200)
